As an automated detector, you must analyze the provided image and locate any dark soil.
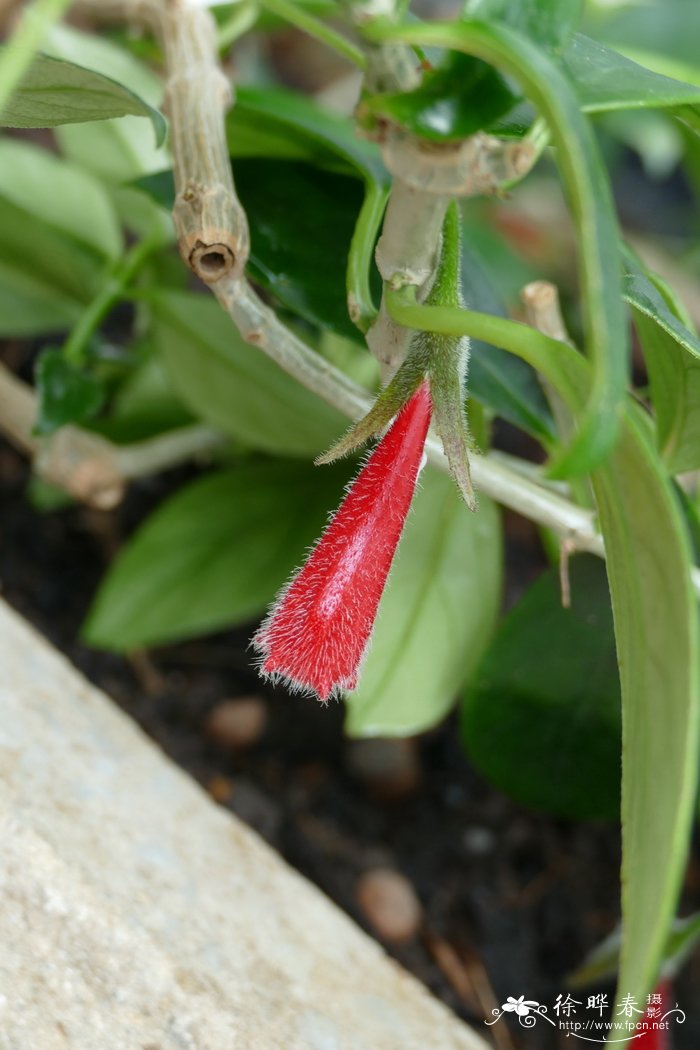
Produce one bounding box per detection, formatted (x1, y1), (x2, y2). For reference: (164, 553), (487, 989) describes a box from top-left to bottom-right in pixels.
(2, 427), (699, 1050)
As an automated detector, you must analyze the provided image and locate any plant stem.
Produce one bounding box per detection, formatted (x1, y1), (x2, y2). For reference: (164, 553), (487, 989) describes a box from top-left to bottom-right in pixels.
(63, 235), (160, 366)
(346, 181), (389, 333)
(258, 0), (366, 68)
(217, 2), (260, 48)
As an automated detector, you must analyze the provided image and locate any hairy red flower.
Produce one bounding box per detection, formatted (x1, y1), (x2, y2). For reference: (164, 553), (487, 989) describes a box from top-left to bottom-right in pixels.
(253, 382), (432, 701)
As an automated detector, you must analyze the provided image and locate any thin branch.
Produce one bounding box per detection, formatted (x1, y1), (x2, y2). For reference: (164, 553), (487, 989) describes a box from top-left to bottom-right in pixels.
(74, 0), (249, 285)
(0, 363), (223, 509)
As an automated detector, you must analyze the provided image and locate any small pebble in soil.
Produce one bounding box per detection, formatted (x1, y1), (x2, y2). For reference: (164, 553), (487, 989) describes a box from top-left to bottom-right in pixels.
(205, 696), (268, 751)
(355, 868), (423, 944)
(462, 826), (496, 857)
(345, 738), (421, 801)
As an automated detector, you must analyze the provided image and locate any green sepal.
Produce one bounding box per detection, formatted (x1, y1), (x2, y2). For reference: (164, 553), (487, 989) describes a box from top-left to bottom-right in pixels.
(429, 331), (476, 510)
(426, 202), (475, 509)
(315, 350), (425, 464)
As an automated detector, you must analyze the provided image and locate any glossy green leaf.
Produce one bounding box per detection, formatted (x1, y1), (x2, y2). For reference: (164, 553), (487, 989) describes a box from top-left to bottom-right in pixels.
(369, 19), (628, 478)
(461, 0), (582, 50)
(35, 349), (106, 435)
(141, 160), (371, 340)
(83, 461), (349, 651)
(237, 160), (368, 340)
(149, 290), (346, 457)
(562, 34), (700, 115)
(229, 85), (387, 184)
(462, 555), (621, 819)
(365, 52), (521, 142)
(345, 469), (502, 737)
(626, 266), (700, 474)
(0, 48), (166, 144)
(461, 241), (554, 442)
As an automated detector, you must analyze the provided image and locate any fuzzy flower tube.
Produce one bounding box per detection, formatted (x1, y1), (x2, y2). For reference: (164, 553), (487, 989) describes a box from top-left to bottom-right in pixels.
(253, 382), (432, 701)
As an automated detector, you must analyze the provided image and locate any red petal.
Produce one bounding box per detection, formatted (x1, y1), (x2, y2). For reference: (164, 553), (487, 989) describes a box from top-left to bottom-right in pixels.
(253, 383), (432, 701)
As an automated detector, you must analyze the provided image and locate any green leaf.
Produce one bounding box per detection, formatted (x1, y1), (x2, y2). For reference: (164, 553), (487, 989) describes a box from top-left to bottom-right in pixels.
(83, 461), (350, 651)
(364, 52), (521, 142)
(141, 160), (372, 340)
(462, 554), (621, 819)
(0, 198), (106, 337)
(623, 267), (700, 361)
(35, 349), (106, 435)
(0, 138), (123, 337)
(389, 277), (700, 1017)
(238, 160), (369, 340)
(461, 240), (554, 442)
(45, 23), (167, 185)
(0, 137), (122, 261)
(0, 49), (166, 144)
(149, 290), (346, 457)
(369, 18), (628, 478)
(228, 87), (388, 332)
(562, 34), (700, 115)
(625, 265), (700, 474)
(592, 0), (700, 70)
(569, 912), (700, 988)
(461, 0), (583, 50)
(229, 85), (387, 184)
(498, 316), (700, 1021)
(92, 353), (195, 444)
(345, 469), (502, 737)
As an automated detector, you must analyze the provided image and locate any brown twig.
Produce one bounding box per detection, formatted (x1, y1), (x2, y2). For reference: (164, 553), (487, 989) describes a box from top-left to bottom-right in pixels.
(74, 0), (249, 284)
(0, 362), (224, 508)
(423, 928), (517, 1050)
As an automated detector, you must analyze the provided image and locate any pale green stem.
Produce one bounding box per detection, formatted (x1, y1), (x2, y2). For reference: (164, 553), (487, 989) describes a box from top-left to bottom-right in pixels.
(217, 2), (261, 48)
(258, 0), (366, 67)
(386, 285), (584, 408)
(63, 236), (160, 366)
(346, 181), (389, 333)
(0, 0), (73, 114)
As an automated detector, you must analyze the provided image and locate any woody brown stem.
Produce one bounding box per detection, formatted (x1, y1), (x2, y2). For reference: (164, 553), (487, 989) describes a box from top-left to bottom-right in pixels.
(0, 363), (224, 508)
(73, 0), (249, 284)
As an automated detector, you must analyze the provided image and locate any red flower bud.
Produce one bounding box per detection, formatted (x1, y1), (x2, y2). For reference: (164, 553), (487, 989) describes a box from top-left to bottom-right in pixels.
(253, 382), (432, 701)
